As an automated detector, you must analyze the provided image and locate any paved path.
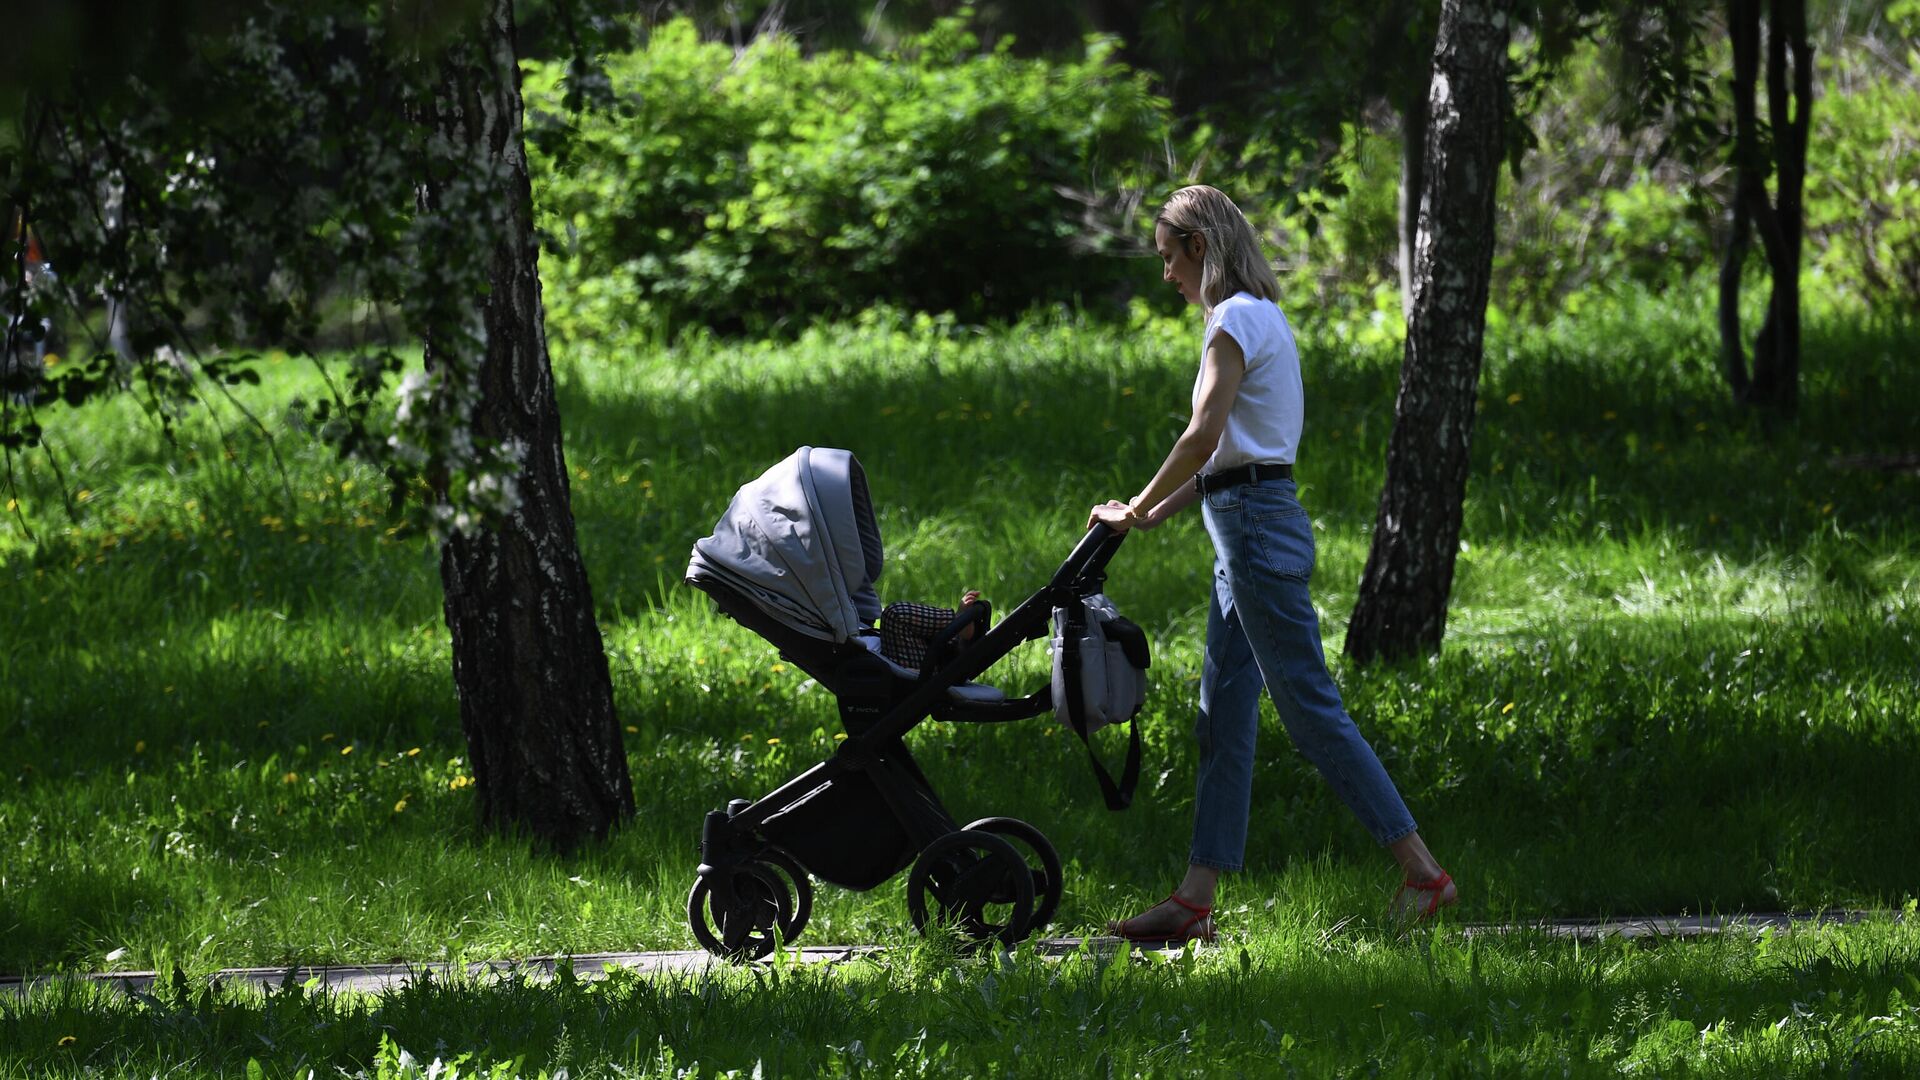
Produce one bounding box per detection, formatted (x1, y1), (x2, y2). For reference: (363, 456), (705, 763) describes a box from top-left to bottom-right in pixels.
(0, 911), (1888, 998)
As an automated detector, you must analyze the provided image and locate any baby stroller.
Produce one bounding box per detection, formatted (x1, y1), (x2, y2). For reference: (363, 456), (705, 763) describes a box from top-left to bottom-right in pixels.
(684, 446), (1147, 960)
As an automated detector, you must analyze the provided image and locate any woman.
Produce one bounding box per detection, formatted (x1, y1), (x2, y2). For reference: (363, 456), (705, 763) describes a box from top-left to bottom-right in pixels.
(1090, 185), (1456, 943)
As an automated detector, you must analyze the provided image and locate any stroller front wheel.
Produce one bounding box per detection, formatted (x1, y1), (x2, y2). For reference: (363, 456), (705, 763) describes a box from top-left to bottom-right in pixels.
(688, 861), (793, 962)
(962, 817), (1063, 934)
(906, 829), (1036, 948)
(759, 847), (814, 942)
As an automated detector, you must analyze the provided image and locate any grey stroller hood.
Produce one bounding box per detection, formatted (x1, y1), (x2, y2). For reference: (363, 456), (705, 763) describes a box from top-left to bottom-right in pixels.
(687, 446), (884, 642)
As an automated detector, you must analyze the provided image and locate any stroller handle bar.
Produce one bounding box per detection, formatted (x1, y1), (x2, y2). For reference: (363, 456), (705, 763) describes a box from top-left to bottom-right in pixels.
(1047, 523), (1128, 592)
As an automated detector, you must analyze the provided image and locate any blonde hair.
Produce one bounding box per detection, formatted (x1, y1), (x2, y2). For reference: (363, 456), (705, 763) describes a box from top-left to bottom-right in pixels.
(1155, 185), (1280, 309)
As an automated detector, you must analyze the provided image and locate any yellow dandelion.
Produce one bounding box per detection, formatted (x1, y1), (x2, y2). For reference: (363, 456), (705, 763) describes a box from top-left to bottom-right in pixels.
(1121, 387), (1135, 397)
(1709, 513), (1721, 524)
(625, 725), (639, 734)
(134, 740), (146, 753)
(407, 747), (421, 757)
(1822, 503), (1834, 515)
(1603, 410), (1617, 420)
(771, 663), (788, 674)
(576, 468), (591, 481)
(321, 733), (335, 742)
(163, 685), (175, 694)
(283, 772), (299, 784)
(341, 745), (353, 756)
(4, 498), (14, 512)
(43, 352), (61, 368)
(1500, 702), (1515, 715)
(767, 737), (781, 745)
(393, 799), (408, 813)
(58, 1036), (76, 1047)
(1506, 393), (1523, 405)
(833, 733), (848, 741)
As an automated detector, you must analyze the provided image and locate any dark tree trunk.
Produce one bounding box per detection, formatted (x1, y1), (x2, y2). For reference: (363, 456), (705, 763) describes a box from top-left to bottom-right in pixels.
(1719, 0), (1811, 418)
(1345, 0), (1513, 665)
(422, 0), (634, 850)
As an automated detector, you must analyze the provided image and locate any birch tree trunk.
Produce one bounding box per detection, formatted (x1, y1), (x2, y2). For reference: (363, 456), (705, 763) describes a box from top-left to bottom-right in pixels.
(1345, 0), (1513, 664)
(421, 0), (634, 849)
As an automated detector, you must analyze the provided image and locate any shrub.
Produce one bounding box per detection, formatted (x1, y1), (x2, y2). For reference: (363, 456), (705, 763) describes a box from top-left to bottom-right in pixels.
(525, 18), (1173, 340)
(1805, 58), (1920, 312)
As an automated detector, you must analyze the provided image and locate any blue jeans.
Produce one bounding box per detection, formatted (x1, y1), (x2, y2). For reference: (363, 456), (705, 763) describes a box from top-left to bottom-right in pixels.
(1190, 477), (1417, 871)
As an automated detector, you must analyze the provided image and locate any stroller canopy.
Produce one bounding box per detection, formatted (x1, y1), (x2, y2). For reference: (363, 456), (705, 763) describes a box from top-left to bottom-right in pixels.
(688, 446), (884, 643)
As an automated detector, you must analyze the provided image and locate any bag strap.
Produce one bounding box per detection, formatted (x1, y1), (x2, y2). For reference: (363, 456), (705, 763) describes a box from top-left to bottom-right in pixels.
(1061, 599), (1141, 811)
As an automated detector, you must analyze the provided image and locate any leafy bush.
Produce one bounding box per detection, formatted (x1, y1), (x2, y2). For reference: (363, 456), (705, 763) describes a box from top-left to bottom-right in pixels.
(525, 18), (1173, 339)
(1805, 56), (1920, 312)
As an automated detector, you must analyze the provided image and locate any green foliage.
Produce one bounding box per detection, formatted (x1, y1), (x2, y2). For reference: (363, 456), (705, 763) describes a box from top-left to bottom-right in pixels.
(1805, 57), (1920, 310)
(525, 17), (1172, 339)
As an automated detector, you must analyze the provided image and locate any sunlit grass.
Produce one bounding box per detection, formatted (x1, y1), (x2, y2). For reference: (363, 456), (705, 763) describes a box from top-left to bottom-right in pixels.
(1, 291), (1917, 1075)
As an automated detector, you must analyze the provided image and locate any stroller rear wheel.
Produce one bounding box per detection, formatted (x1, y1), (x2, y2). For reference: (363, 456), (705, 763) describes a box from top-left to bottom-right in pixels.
(962, 817), (1063, 934)
(906, 829), (1035, 948)
(688, 861), (793, 961)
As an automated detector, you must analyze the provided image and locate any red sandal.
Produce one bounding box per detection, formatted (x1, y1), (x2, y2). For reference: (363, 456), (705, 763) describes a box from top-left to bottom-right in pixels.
(1393, 870), (1456, 921)
(1111, 893), (1216, 944)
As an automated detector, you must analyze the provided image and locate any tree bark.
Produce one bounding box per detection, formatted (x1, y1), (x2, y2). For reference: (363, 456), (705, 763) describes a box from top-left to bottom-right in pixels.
(1718, 0), (1811, 418)
(1345, 0), (1513, 665)
(422, 0), (634, 850)
(1397, 73), (1431, 325)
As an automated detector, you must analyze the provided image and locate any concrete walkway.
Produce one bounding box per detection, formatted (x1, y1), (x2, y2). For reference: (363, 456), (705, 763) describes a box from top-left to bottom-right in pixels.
(0, 911), (1888, 998)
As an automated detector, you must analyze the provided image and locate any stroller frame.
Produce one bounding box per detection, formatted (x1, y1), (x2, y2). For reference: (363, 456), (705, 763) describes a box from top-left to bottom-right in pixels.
(686, 523), (1129, 960)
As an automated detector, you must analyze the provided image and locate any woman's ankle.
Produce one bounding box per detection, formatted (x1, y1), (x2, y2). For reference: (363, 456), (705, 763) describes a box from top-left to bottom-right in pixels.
(1176, 865), (1221, 908)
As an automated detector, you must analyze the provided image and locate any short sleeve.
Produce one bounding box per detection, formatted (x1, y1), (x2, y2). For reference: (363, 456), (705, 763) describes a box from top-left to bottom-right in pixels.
(1205, 296), (1265, 370)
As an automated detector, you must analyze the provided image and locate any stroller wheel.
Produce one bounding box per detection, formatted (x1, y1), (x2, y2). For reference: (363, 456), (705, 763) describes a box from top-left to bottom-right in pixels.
(760, 847), (814, 942)
(906, 829), (1035, 948)
(962, 817), (1063, 934)
(687, 861), (792, 962)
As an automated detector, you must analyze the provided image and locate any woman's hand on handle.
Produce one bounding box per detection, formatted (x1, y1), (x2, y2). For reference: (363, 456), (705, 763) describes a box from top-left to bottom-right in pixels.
(1087, 499), (1140, 533)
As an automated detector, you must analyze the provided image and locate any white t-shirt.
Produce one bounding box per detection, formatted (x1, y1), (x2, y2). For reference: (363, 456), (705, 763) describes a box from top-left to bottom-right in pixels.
(1192, 291), (1303, 472)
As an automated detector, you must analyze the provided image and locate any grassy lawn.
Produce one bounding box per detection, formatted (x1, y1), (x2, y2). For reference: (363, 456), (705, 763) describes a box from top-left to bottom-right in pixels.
(2, 290), (1917, 1075)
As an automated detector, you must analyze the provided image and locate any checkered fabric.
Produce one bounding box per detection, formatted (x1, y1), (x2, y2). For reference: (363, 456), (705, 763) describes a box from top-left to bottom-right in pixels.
(879, 602), (957, 671)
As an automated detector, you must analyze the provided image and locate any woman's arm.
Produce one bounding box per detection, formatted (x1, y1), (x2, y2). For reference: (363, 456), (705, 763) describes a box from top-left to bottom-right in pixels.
(1129, 330), (1244, 518)
(1088, 330), (1245, 532)
(1136, 481), (1201, 529)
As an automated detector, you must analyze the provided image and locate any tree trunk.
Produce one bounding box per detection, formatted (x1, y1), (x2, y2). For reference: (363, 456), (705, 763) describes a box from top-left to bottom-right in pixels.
(1718, 0), (1811, 418)
(1345, 0), (1513, 665)
(422, 0), (634, 850)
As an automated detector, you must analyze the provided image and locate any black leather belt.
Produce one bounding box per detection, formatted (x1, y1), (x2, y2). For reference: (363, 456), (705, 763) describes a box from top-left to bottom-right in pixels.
(1194, 461), (1293, 495)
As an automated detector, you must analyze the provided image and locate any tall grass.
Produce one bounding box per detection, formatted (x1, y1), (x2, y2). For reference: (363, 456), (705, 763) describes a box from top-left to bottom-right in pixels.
(1, 291), (1916, 1075)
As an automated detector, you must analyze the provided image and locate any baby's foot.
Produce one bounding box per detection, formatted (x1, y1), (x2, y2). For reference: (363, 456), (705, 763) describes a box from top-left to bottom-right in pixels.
(958, 590), (985, 640)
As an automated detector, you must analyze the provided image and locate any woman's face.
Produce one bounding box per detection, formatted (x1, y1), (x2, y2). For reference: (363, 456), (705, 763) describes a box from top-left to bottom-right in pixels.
(1154, 222), (1204, 307)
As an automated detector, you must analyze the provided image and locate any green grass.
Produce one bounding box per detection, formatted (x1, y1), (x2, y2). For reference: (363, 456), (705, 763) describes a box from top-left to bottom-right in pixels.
(8, 917), (1920, 1077)
(2, 289), (1917, 1075)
